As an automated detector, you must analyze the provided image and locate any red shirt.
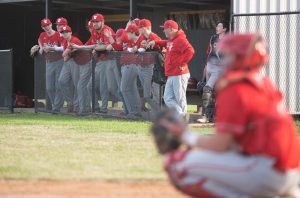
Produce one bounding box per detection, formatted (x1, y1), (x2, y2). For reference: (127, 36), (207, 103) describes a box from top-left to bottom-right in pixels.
(139, 32), (162, 66)
(155, 30), (194, 76)
(38, 31), (62, 61)
(87, 25), (115, 61)
(215, 73), (299, 172)
(119, 35), (146, 65)
(63, 36), (92, 65)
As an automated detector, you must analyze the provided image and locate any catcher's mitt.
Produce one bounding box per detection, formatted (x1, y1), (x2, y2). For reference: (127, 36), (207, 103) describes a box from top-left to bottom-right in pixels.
(30, 45), (40, 57)
(150, 109), (181, 154)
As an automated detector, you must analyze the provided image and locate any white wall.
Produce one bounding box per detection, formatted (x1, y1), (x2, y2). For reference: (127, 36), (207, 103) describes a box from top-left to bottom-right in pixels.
(233, 0), (300, 113)
(233, 0), (300, 14)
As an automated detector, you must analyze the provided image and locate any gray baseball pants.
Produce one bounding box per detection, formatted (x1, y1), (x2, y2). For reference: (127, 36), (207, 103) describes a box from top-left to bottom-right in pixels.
(137, 64), (159, 112)
(77, 61), (92, 113)
(58, 59), (79, 110)
(120, 64), (141, 115)
(163, 73), (190, 115)
(45, 58), (64, 111)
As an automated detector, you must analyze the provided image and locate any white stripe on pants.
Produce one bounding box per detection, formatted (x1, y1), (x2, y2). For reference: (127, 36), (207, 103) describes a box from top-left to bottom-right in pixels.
(58, 59), (80, 109)
(174, 150), (300, 198)
(138, 64), (159, 111)
(120, 64), (141, 115)
(46, 58), (64, 111)
(77, 61), (92, 113)
(163, 73), (190, 115)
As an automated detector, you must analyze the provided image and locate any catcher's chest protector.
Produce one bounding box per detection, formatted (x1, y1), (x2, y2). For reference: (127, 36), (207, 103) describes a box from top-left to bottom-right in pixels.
(216, 72), (299, 171)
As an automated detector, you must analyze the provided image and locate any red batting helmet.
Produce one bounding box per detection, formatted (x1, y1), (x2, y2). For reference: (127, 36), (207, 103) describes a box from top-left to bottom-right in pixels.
(217, 33), (268, 71)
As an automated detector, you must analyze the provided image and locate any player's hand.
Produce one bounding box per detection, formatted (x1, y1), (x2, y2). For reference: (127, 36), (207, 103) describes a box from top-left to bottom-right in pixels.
(147, 40), (155, 49)
(30, 45), (39, 57)
(64, 55), (70, 62)
(39, 47), (44, 55)
(43, 46), (52, 53)
(140, 40), (147, 48)
(132, 46), (138, 53)
(106, 44), (113, 51)
(69, 43), (80, 49)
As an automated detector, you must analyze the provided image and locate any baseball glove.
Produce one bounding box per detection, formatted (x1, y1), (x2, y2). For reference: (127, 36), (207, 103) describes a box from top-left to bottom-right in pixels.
(151, 122), (181, 154)
(30, 45), (40, 57)
(151, 111), (181, 154)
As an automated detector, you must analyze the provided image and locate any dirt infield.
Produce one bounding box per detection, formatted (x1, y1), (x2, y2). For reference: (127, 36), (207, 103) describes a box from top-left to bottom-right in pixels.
(0, 180), (188, 198)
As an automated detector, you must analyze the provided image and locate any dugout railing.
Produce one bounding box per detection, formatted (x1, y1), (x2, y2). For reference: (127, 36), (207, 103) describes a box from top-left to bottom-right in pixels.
(0, 49), (13, 113)
(34, 50), (166, 116)
(231, 11), (300, 114)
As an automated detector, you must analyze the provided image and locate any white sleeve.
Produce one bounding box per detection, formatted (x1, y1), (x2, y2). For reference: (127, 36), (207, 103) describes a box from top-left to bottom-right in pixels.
(127, 47), (133, 52)
(54, 45), (64, 52)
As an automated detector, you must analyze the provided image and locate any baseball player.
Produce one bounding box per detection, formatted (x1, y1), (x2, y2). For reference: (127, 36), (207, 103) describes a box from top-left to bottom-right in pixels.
(117, 24), (145, 118)
(147, 20), (194, 117)
(197, 22), (228, 123)
(58, 25), (92, 114)
(104, 28), (129, 115)
(72, 13), (116, 114)
(137, 19), (161, 112)
(84, 19), (102, 111)
(37, 18), (64, 113)
(151, 34), (300, 197)
(55, 17), (68, 33)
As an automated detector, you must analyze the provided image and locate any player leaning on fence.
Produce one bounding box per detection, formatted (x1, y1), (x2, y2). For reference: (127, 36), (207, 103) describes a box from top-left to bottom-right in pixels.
(37, 19), (64, 113)
(148, 20), (194, 118)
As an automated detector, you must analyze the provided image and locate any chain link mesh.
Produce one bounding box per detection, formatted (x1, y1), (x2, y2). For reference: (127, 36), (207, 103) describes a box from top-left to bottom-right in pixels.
(232, 12), (300, 114)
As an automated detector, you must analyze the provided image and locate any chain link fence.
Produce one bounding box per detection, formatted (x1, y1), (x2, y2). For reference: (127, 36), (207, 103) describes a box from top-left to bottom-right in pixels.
(0, 49), (13, 113)
(231, 12), (300, 114)
(34, 51), (165, 118)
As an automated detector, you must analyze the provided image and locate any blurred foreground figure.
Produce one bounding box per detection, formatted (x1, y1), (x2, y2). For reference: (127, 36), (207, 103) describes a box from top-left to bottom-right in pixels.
(151, 33), (300, 198)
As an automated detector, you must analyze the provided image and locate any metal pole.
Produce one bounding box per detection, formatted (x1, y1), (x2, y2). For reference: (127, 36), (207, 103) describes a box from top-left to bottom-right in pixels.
(10, 49), (14, 113)
(130, 0), (137, 18)
(91, 59), (95, 113)
(45, 0), (52, 18)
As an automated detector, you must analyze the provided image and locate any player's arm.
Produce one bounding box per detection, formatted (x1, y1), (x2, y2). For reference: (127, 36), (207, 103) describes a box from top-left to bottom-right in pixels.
(70, 43), (95, 50)
(43, 45), (64, 52)
(94, 44), (108, 51)
(181, 131), (234, 152)
(147, 39), (168, 49)
(179, 39), (194, 65)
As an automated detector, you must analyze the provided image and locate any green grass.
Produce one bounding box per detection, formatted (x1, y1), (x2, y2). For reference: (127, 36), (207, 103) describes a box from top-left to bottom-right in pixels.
(0, 112), (211, 181)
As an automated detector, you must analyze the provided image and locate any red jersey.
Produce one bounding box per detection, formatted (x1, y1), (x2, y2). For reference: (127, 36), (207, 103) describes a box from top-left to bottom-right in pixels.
(38, 31), (62, 61)
(119, 35), (146, 66)
(155, 30), (194, 76)
(215, 72), (299, 172)
(87, 25), (115, 61)
(62, 36), (92, 65)
(139, 32), (162, 66)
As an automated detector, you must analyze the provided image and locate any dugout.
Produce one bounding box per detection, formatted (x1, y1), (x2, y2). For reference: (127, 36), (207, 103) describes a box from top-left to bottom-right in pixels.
(0, 0), (231, 104)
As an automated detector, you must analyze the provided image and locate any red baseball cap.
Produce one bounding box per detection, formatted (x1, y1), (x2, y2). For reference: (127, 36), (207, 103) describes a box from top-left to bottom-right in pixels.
(59, 25), (72, 33)
(138, 19), (151, 28)
(55, 17), (68, 25)
(91, 13), (104, 22)
(160, 20), (178, 29)
(41, 18), (52, 27)
(116, 28), (125, 37)
(126, 24), (139, 34)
